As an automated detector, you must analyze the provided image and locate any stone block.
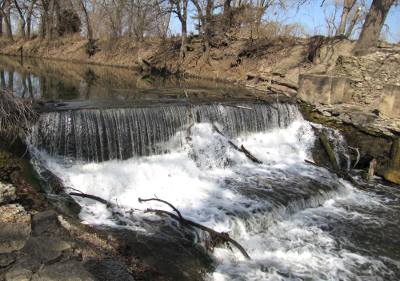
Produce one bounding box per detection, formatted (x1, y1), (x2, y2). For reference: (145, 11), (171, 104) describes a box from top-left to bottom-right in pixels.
(298, 74), (351, 105)
(379, 84), (400, 118)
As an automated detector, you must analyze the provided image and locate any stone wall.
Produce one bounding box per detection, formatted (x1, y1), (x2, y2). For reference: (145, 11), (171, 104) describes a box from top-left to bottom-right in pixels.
(335, 51), (400, 109)
(298, 74), (351, 105)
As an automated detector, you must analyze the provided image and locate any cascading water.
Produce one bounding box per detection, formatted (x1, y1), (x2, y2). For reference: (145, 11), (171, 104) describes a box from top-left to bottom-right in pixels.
(28, 103), (299, 161)
(28, 102), (400, 281)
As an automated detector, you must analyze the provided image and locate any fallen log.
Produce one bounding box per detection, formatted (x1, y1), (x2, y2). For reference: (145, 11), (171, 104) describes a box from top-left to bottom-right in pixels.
(212, 124), (263, 164)
(139, 197), (251, 260)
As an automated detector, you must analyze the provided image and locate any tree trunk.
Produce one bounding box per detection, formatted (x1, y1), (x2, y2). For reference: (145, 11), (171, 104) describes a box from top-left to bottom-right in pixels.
(14, 0), (27, 39)
(26, 0), (37, 39)
(80, 0), (93, 41)
(18, 19), (26, 39)
(203, 0), (214, 62)
(336, 0), (356, 36)
(354, 0), (395, 51)
(4, 13), (12, 40)
(223, 0), (232, 30)
(40, 0), (49, 39)
(179, 0), (188, 63)
(345, 6), (361, 37)
(2, 0), (13, 41)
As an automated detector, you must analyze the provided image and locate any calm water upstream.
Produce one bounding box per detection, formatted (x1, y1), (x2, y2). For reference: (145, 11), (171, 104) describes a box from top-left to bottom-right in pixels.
(2, 55), (400, 281)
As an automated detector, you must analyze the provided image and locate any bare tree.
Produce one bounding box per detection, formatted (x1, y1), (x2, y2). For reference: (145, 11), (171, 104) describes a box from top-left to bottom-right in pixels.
(14, 0), (27, 38)
(355, 0), (396, 51)
(170, 0), (188, 62)
(336, 0), (357, 36)
(26, 0), (37, 39)
(0, 0), (13, 40)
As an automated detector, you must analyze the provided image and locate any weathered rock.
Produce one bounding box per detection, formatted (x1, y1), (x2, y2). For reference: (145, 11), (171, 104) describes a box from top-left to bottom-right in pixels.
(0, 204), (31, 253)
(46, 194), (81, 218)
(0, 182), (17, 205)
(31, 210), (59, 236)
(31, 260), (96, 281)
(22, 237), (72, 264)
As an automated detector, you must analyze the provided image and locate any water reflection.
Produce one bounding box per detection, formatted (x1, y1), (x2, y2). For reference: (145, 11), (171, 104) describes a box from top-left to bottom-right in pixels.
(0, 55), (257, 103)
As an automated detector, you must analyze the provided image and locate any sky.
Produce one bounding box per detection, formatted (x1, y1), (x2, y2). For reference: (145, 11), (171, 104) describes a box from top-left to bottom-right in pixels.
(170, 0), (400, 43)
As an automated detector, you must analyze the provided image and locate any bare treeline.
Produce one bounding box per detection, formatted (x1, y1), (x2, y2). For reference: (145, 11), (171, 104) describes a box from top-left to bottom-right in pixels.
(0, 0), (397, 51)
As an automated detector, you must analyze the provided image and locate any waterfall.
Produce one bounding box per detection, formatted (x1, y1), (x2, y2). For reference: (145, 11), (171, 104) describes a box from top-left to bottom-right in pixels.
(28, 101), (400, 281)
(28, 102), (300, 162)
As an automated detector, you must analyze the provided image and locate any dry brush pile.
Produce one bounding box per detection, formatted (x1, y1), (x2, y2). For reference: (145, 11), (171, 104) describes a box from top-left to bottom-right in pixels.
(0, 90), (37, 140)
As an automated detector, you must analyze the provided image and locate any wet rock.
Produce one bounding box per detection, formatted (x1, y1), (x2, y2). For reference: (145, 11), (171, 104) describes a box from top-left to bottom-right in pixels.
(84, 258), (135, 281)
(22, 237), (72, 264)
(0, 204), (31, 253)
(46, 194), (81, 218)
(0, 182), (17, 205)
(31, 260), (96, 281)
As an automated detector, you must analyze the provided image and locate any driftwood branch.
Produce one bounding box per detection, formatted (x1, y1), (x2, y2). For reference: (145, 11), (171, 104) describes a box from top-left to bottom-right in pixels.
(138, 197), (184, 221)
(140, 202), (251, 260)
(69, 192), (111, 206)
(212, 124), (262, 164)
(70, 192), (251, 259)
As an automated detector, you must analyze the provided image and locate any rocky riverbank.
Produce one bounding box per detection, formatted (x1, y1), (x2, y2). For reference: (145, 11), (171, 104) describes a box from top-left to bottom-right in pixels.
(297, 44), (400, 184)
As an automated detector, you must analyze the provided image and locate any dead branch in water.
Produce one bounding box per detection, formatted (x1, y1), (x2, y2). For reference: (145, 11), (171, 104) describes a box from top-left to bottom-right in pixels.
(69, 191), (251, 259)
(139, 197), (251, 260)
(138, 197), (183, 221)
(212, 124), (262, 164)
(69, 192), (112, 206)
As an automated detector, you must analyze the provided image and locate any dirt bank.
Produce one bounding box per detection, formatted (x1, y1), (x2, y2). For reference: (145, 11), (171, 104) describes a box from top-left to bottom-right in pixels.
(0, 35), (354, 94)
